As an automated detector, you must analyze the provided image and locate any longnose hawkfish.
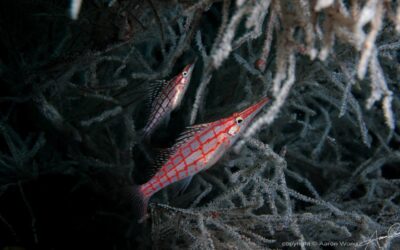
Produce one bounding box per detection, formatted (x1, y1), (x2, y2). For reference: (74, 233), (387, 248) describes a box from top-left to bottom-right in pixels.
(142, 61), (196, 139)
(133, 97), (270, 221)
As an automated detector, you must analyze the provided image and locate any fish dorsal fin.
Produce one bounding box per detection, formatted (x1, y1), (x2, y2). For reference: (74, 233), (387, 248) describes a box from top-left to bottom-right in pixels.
(139, 147), (174, 181)
(171, 123), (212, 151)
(134, 142), (166, 182)
(150, 147), (174, 173)
(147, 123), (212, 178)
(146, 80), (167, 106)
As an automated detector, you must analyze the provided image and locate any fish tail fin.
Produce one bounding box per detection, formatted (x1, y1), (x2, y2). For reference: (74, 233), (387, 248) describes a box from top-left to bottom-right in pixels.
(130, 184), (150, 223)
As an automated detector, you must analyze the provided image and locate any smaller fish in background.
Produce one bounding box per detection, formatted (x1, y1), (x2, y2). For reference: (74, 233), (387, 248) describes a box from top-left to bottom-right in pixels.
(132, 97), (270, 222)
(142, 61), (196, 139)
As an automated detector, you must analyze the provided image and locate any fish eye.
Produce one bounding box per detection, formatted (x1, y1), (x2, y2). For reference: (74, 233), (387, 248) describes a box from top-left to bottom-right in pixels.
(236, 116), (243, 124)
(182, 71), (188, 77)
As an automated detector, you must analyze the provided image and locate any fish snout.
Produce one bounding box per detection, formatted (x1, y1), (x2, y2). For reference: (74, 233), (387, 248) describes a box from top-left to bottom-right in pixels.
(239, 97), (270, 122)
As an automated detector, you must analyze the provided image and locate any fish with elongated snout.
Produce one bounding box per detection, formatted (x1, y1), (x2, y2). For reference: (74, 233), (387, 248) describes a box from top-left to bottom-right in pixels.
(133, 97), (270, 221)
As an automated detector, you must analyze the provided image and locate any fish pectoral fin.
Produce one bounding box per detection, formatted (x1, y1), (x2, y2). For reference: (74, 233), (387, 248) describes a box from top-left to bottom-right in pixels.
(174, 175), (193, 195)
(204, 139), (229, 170)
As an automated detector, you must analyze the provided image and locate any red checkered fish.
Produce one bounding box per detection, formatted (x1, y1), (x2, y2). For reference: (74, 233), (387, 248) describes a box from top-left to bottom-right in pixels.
(133, 97), (270, 221)
(142, 62), (196, 138)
